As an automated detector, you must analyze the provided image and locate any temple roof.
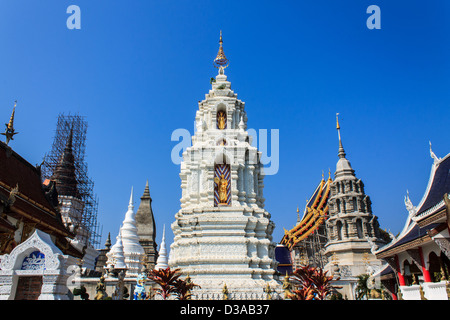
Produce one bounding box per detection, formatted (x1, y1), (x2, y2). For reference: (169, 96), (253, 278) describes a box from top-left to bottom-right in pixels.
(375, 150), (450, 258)
(0, 141), (73, 238)
(414, 153), (450, 219)
(281, 176), (332, 250)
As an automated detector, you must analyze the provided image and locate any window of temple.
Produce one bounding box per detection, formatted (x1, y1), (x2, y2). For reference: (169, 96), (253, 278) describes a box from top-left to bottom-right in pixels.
(356, 219), (363, 239)
(352, 198), (358, 212)
(336, 221), (343, 240)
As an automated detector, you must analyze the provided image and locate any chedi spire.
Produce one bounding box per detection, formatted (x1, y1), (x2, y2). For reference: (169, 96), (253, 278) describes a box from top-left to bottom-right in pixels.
(51, 126), (80, 198)
(155, 225), (168, 270)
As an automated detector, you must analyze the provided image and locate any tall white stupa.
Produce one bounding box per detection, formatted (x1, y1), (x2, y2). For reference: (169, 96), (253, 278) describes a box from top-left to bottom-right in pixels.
(106, 187), (145, 278)
(169, 32), (281, 299)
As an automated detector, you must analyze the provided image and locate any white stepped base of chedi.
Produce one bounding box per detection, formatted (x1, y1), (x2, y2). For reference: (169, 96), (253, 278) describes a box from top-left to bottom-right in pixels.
(170, 206), (282, 299)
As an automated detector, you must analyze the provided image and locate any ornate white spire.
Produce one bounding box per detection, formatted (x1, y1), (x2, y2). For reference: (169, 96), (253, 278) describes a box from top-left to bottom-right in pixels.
(336, 113), (346, 159)
(107, 230), (127, 270)
(108, 187), (145, 278)
(121, 187), (142, 250)
(334, 113), (355, 179)
(155, 225), (169, 270)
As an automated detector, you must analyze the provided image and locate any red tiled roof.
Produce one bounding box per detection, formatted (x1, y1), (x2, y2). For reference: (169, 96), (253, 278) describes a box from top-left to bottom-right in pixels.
(0, 141), (73, 238)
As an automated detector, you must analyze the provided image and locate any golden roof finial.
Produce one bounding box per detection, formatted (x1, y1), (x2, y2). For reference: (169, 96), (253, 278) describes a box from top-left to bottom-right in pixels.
(336, 113), (340, 130)
(2, 100), (19, 145)
(214, 30), (229, 71)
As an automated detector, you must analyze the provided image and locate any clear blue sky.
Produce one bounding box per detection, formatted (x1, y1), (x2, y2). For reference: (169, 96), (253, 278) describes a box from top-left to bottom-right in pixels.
(1, 0), (449, 250)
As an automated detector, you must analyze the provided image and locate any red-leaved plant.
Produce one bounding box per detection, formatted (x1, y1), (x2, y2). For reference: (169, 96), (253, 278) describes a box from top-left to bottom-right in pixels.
(287, 265), (341, 300)
(147, 267), (182, 300)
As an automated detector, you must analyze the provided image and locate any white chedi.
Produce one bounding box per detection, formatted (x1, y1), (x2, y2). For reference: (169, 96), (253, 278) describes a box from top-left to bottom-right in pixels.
(155, 225), (169, 270)
(107, 187), (145, 278)
(169, 65), (281, 299)
(106, 230), (127, 271)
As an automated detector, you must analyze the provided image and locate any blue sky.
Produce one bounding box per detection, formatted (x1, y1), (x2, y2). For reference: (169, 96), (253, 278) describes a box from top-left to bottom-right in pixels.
(0, 0), (449, 250)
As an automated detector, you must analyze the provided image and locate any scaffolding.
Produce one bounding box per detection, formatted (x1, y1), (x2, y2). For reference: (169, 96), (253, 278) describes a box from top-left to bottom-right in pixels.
(41, 114), (102, 249)
(292, 224), (329, 270)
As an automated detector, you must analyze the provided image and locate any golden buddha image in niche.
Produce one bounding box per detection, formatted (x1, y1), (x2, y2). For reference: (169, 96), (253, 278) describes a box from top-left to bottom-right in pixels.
(214, 163), (231, 206)
(217, 110), (226, 130)
(214, 174), (228, 204)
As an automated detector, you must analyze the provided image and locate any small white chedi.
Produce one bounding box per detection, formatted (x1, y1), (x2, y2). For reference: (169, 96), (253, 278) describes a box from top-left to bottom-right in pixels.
(169, 32), (281, 299)
(155, 225), (169, 270)
(106, 188), (145, 279)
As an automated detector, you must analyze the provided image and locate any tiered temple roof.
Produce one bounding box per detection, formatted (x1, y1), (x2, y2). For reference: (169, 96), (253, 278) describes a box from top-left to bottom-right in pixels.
(281, 174), (332, 251)
(375, 151), (450, 259)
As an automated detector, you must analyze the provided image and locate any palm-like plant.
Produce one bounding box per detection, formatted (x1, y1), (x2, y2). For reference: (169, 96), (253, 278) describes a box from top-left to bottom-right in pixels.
(355, 274), (371, 300)
(148, 267), (182, 300)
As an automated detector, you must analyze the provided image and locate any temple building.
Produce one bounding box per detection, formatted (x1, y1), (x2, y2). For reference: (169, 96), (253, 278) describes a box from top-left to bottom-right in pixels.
(135, 181), (158, 270)
(322, 115), (387, 298)
(0, 102), (83, 300)
(278, 115), (388, 299)
(374, 146), (450, 300)
(168, 32), (281, 299)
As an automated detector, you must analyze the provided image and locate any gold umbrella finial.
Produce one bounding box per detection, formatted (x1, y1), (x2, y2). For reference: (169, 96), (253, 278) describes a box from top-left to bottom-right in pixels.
(214, 30), (229, 71)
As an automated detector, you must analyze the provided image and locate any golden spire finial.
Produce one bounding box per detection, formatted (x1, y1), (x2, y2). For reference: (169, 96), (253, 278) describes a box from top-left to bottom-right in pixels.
(336, 113), (346, 159)
(2, 100), (19, 145)
(214, 30), (229, 71)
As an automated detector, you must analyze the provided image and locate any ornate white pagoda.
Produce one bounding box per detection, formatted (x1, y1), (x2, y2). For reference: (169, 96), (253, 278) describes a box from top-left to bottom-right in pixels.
(169, 32), (281, 299)
(106, 188), (145, 279)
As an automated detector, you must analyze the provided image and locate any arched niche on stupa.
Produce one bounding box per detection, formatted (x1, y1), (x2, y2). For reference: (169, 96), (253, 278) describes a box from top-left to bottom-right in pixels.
(212, 102), (228, 130)
(214, 152), (231, 207)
